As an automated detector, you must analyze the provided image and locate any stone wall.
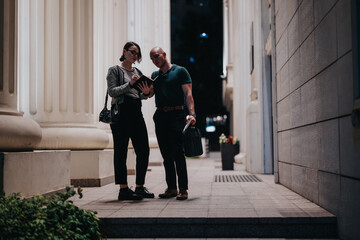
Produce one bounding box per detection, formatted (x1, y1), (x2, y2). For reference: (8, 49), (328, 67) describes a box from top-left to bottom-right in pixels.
(275, 0), (360, 239)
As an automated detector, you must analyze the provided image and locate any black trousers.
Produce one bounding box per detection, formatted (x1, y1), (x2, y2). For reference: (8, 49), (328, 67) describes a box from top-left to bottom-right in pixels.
(153, 109), (188, 190)
(110, 97), (150, 186)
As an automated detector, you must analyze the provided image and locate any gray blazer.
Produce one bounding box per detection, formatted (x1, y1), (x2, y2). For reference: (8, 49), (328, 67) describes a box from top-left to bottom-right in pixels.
(106, 65), (148, 105)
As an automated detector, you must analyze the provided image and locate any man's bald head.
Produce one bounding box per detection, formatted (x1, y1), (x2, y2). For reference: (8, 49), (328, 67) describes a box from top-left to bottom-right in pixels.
(150, 47), (164, 54)
(150, 46), (170, 70)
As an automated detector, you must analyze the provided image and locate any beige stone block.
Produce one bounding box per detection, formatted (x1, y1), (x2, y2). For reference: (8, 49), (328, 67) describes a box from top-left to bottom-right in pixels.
(290, 89), (302, 127)
(276, 29), (288, 73)
(275, 0), (282, 16)
(301, 78), (317, 125)
(275, 0), (287, 43)
(277, 72), (281, 102)
(337, 52), (353, 116)
(277, 97), (291, 131)
(287, 11), (299, 57)
(285, 0), (301, 17)
(315, 63), (339, 121)
(278, 130), (291, 164)
(319, 171), (340, 215)
(291, 164), (306, 195)
(277, 62), (289, 101)
(304, 167), (319, 204)
(300, 32), (315, 84)
(318, 119), (340, 173)
(70, 150), (114, 179)
(339, 116), (360, 179)
(290, 164), (319, 204)
(314, 9), (337, 74)
(336, 0), (352, 57)
(70, 148), (139, 187)
(301, 124), (320, 169)
(279, 162), (292, 189)
(298, 0), (314, 43)
(288, 49), (302, 93)
(314, 0), (337, 26)
(3, 151), (71, 197)
(290, 128), (302, 165)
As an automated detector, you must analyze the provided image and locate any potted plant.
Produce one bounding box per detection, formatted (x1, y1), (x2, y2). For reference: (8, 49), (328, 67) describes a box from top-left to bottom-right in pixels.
(219, 134), (240, 170)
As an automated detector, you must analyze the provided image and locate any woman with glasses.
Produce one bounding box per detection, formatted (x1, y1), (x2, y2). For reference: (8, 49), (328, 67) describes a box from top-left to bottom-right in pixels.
(106, 41), (154, 200)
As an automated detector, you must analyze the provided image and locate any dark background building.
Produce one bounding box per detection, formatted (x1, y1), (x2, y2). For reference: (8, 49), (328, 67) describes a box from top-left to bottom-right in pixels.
(171, 0), (227, 150)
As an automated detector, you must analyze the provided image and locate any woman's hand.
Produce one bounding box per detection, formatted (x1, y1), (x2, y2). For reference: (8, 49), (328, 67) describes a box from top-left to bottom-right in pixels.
(130, 74), (140, 86)
(138, 81), (153, 96)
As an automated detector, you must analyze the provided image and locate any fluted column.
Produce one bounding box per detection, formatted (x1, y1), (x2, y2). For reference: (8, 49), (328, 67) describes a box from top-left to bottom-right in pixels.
(94, 0), (128, 149)
(0, 0), (42, 151)
(126, 0), (170, 143)
(18, 0), (108, 150)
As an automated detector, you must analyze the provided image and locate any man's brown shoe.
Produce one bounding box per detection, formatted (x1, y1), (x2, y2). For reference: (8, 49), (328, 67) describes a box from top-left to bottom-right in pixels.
(176, 189), (188, 200)
(158, 188), (178, 198)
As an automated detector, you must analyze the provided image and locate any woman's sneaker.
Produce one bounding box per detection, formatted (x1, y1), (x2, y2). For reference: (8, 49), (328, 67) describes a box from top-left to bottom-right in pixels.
(135, 186), (155, 198)
(158, 188), (178, 198)
(118, 187), (143, 200)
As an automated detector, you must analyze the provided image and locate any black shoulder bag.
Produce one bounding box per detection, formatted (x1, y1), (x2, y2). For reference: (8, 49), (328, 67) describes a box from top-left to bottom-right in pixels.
(99, 66), (124, 124)
(99, 91), (111, 123)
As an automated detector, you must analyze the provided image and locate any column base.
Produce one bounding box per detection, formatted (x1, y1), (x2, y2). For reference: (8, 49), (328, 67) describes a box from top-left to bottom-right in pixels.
(70, 149), (136, 187)
(37, 127), (110, 150)
(0, 115), (42, 151)
(71, 175), (115, 187)
(1, 151), (71, 197)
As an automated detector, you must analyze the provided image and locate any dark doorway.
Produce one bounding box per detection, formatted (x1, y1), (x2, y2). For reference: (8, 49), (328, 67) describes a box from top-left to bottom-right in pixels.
(171, 0), (226, 150)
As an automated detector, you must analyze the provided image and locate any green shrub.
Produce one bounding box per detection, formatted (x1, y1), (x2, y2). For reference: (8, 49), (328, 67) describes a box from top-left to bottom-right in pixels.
(0, 186), (102, 240)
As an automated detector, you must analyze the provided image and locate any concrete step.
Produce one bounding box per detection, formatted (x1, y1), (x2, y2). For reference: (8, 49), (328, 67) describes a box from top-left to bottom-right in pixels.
(99, 216), (338, 238)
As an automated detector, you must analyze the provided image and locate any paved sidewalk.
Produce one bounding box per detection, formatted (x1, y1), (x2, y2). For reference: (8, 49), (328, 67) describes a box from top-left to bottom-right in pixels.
(71, 152), (333, 219)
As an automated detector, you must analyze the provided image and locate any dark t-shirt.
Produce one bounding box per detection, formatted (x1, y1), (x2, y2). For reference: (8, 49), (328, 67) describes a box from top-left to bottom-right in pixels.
(151, 64), (192, 108)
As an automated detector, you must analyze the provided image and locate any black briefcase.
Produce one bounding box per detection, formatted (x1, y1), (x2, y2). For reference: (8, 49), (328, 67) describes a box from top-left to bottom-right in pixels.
(183, 123), (203, 157)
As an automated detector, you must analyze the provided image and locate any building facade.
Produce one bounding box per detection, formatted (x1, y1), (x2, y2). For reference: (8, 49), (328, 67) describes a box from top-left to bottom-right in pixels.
(223, 0), (360, 239)
(2, 0), (360, 238)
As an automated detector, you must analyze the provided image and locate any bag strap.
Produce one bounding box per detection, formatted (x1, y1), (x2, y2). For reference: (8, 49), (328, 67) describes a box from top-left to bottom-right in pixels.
(104, 90), (109, 108)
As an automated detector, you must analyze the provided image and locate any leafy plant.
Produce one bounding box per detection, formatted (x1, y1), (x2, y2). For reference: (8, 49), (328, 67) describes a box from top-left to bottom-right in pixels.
(0, 186), (101, 240)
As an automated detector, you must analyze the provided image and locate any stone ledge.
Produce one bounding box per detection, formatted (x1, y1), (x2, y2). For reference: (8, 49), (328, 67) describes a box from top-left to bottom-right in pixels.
(71, 175), (115, 187)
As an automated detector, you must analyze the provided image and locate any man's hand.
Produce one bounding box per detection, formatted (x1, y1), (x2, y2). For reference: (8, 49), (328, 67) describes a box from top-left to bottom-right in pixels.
(186, 114), (196, 125)
(138, 81), (153, 95)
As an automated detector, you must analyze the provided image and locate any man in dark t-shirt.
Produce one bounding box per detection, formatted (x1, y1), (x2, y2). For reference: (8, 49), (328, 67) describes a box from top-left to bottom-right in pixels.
(147, 47), (196, 200)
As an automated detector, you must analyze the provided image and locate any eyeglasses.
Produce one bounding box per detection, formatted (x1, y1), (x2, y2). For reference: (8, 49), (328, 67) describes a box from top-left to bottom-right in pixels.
(127, 49), (139, 56)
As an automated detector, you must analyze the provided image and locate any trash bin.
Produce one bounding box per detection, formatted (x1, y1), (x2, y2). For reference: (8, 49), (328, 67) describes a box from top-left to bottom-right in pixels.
(220, 144), (236, 170)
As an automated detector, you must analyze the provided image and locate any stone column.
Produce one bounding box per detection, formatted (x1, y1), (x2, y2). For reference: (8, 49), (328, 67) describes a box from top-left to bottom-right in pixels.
(17, 0), (109, 150)
(126, 0), (170, 165)
(0, 0), (42, 151)
(228, 0), (252, 166)
(1, 0), (70, 197)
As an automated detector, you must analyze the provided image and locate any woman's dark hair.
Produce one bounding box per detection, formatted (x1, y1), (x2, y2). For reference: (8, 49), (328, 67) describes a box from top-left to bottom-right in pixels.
(119, 41), (142, 63)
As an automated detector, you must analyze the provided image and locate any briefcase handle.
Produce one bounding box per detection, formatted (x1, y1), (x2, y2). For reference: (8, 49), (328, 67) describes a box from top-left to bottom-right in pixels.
(182, 120), (192, 134)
